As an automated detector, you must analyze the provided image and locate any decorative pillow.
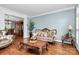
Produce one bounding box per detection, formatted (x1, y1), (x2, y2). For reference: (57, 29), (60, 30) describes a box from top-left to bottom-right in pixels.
(40, 31), (43, 37)
(36, 32), (38, 36)
(42, 32), (45, 37)
(44, 32), (47, 37)
(38, 31), (42, 36)
(47, 31), (53, 37)
(51, 31), (54, 36)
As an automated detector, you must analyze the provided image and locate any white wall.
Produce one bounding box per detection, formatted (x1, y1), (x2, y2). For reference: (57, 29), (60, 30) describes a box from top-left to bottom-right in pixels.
(76, 7), (79, 51)
(0, 6), (28, 38)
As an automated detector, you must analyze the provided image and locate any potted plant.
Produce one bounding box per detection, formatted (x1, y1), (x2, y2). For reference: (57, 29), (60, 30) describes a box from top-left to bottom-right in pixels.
(28, 21), (35, 39)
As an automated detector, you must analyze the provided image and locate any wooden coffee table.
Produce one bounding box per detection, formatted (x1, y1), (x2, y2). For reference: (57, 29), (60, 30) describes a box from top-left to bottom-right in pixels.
(19, 39), (48, 54)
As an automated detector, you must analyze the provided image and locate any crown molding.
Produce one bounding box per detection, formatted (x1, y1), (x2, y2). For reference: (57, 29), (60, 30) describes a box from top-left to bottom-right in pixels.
(0, 6), (28, 17)
(31, 7), (75, 18)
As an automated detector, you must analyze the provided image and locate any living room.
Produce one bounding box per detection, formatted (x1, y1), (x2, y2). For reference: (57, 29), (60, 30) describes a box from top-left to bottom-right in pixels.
(0, 4), (79, 55)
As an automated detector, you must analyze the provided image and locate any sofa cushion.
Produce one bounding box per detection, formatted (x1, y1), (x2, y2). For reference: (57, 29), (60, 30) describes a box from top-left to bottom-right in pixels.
(43, 32), (47, 37)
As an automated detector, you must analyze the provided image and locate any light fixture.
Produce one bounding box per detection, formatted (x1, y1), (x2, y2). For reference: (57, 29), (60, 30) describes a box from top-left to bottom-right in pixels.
(68, 25), (72, 30)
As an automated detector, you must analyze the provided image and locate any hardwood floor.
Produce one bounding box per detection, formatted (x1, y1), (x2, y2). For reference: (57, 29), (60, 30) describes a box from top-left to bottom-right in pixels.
(0, 36), (78, 55)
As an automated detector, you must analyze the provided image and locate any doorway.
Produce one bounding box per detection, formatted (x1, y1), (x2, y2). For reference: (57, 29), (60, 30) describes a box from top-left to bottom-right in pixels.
(15, 21), (23, 37)
(5, 14), (24, 38)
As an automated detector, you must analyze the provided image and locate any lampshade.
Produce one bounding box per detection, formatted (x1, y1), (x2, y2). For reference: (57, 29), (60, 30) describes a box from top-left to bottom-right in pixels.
(68, 25), (72, 30)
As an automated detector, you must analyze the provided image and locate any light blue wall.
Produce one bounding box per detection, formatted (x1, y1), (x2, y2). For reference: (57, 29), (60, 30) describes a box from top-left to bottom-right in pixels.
(31, 9), (76, 40)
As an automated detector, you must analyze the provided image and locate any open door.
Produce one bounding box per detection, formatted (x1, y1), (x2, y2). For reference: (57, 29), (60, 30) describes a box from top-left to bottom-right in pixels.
(15, 21), (23, 37)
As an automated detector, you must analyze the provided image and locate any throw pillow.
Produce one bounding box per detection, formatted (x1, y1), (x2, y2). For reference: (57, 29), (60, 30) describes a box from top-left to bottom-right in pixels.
(44, 32), (47, 37)
(47, 31), (53, 37)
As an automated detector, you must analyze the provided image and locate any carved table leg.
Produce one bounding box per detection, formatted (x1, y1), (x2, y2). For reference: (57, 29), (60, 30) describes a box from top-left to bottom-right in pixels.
(44, 43), (48, 51)
(39, 47), (43, 55)
(46, 43), (48, 51)
(18, 42), (23, 50)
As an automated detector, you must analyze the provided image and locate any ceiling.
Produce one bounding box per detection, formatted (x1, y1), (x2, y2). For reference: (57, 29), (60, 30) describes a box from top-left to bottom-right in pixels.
(0, 4), (75, 16)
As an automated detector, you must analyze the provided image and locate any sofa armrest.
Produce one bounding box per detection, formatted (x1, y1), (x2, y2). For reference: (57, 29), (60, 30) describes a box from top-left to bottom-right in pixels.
(5, 35), (13, 40)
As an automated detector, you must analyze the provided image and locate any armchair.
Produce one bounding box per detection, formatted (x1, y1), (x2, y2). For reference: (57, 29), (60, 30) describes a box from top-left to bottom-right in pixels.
(61, 32), (75, 46)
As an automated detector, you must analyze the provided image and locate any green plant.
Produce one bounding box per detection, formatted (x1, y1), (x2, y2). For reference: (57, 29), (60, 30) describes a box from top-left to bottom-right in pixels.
(28, 21), (35, 32)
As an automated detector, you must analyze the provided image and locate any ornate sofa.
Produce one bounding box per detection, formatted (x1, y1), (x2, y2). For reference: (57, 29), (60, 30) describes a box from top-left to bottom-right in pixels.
(32, 28), (57, 42)
(0, 30), (14, 48)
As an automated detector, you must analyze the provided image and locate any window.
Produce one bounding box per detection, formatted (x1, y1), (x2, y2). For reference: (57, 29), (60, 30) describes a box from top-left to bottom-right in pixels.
(5, 20), (12, 30)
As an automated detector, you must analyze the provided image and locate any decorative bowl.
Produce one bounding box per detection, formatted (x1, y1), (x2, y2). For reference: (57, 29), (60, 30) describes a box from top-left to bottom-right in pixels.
(29, 40), (37, 43)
